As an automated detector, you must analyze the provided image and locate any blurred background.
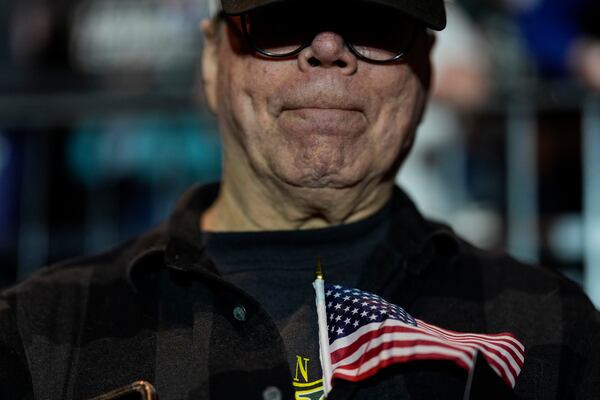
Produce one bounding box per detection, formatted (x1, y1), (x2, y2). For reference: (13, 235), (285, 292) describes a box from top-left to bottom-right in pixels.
(0, 0), (598, 307)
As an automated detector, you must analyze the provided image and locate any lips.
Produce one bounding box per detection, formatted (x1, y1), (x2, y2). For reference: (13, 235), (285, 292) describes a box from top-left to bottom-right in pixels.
(281, 102), (362, 114)
(271, 77), (369, 135)
(283, 107), (360, 118)
(278, 107), (367, 137)
(272, 75), (366, 115)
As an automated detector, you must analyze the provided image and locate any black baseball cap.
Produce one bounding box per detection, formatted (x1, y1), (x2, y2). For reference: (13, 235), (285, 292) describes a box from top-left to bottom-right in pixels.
(220, 0), (446, 31)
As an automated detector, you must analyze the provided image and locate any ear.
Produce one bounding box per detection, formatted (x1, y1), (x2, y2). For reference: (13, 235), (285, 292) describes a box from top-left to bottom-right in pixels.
(201, 19), (219, 114)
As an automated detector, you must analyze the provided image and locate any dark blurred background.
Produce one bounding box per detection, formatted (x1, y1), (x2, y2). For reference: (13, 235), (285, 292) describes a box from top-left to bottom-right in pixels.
(0, 0), (599, 308)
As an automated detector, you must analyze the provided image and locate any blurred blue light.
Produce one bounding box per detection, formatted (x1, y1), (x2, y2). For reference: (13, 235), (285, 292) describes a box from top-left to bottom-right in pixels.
(67, 114), (222, 187)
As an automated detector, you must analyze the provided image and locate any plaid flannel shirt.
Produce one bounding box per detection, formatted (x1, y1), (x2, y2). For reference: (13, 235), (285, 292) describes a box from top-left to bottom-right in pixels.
(1, 184), (599, 399)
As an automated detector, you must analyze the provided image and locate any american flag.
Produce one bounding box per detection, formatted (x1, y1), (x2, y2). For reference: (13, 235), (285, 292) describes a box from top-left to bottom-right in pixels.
(324, 284), (525, 388)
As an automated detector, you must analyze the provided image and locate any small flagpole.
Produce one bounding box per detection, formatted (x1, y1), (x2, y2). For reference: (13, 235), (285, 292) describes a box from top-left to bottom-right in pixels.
(313, 258), (333, 395)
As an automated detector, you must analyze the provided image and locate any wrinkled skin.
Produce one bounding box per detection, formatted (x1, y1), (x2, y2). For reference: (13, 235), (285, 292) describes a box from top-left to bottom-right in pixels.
(201, 13), (433, 231)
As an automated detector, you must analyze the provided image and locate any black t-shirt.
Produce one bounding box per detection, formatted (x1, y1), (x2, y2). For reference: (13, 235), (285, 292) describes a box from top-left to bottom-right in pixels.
(203, 201), (392, 398)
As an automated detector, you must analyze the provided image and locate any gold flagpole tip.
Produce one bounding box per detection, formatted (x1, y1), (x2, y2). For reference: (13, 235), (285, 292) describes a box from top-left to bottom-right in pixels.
(315, 257), (324, 280)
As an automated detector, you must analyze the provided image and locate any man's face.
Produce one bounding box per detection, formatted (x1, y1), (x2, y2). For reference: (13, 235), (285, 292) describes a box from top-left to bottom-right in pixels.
(203, 4), (432, 191)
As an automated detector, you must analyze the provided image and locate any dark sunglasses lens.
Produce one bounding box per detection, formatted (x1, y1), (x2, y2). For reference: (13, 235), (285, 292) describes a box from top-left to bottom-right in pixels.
(243, 4), (417, 62)
(244, 4), (310, 56)
(346, 8), (417, 62)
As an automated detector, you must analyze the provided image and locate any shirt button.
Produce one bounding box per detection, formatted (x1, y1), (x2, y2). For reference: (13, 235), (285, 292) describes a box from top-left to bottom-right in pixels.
(262, 386), (282, 400)
(233, 305), (247, 322)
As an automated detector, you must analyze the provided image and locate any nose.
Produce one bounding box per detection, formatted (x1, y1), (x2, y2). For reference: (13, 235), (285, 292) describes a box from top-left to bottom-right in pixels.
(298, 31), (358, 74)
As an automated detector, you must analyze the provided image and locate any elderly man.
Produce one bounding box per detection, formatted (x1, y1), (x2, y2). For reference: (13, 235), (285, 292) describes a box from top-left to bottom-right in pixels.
(1, 0), (599, 399)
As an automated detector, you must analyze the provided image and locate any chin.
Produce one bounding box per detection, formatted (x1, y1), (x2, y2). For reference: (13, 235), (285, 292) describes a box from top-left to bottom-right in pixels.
(263, 144), (372, 190)
(274, 165), (364, 190)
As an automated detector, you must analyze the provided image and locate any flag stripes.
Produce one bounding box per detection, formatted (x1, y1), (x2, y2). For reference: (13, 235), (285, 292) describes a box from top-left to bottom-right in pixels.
(323, 284), (525, 389)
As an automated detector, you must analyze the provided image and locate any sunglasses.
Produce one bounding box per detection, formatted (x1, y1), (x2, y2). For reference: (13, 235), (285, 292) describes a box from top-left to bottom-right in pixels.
(226, 3), (419, 64)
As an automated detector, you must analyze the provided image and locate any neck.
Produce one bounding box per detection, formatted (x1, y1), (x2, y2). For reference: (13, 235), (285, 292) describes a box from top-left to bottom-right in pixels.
(201, 169), (394, 232)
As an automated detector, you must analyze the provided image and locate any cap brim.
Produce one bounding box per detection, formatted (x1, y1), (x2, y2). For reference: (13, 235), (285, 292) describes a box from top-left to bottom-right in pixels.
(220, 0), (446, 30)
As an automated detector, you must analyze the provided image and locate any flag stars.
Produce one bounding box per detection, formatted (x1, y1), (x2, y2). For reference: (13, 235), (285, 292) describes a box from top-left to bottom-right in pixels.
(325, 284), (422, 337)
(336, 327), (344, 335)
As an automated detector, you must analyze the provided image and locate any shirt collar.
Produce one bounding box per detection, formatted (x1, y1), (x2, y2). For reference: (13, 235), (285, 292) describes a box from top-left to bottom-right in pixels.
(351, 186), (459, 295)
(126, 183), (220, 288)
(389, 187), (459, 273)
(126, 183), (459, 289)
